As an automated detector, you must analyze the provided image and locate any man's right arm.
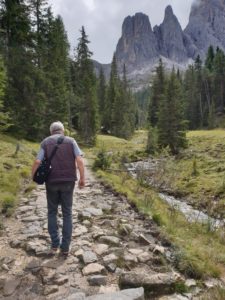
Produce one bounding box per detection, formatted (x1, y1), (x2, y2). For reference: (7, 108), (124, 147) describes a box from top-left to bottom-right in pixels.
(31, 147), (44, 178)
(76, 155), (85, 189)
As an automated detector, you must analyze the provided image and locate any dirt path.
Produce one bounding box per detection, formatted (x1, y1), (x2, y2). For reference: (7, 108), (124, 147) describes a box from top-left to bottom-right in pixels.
(0, 165), (220, 299)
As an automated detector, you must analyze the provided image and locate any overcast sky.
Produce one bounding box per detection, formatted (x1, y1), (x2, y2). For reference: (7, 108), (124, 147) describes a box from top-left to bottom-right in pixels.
(48, 0), (194, 64)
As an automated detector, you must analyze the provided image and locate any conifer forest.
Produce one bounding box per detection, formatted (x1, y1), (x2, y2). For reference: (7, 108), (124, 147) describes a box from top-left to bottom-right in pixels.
(1, 1), (225, 152)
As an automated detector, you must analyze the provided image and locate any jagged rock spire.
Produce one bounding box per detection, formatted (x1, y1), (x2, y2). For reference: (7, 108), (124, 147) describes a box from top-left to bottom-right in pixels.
(115, 12), (158, 70)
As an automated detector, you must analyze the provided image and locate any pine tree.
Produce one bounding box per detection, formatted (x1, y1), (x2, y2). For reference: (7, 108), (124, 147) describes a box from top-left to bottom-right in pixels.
(194, 55), (205, 127)
(205, 45), (215, 72)
(105, 53), (118, 133)
(97, 67), (106, 129)
(73, 26), (98, 145)
(213, 48), (225, 113)
(183, 65), (200, 129)
(28, 0), (48, 67)
(148, 58), (166, 126)
(0, 55), (10, 130)
(158, 69), (187, 154)
(112, 64), (135, 139)
(0, 0), (38, 138)
(42, 13), (71, 131)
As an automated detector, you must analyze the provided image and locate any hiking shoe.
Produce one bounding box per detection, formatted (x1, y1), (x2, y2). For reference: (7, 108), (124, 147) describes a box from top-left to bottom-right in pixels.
(60, 249), (69, 259)
(47, 247), (59, 257)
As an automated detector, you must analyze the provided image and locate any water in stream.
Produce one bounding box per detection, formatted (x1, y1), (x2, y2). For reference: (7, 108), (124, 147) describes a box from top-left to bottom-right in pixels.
(126, 161), (225, 229)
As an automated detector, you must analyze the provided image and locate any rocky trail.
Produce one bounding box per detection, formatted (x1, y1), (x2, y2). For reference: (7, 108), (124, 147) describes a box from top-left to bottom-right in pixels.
(0, 166), (222, 300)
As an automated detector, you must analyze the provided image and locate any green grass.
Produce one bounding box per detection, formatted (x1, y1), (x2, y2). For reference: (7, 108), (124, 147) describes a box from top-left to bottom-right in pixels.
(87, 130), (225, 280)
(199, 287), (225, 300)
(0, 134), (38, 216)
(152, 129), (225, 218)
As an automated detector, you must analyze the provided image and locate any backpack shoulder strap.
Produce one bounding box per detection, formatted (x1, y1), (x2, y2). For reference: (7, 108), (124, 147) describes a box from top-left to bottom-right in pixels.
(48, 136), (65, 163)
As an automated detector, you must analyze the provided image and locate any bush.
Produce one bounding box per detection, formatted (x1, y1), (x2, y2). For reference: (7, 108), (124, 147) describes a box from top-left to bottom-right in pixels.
(1, 193), (16, 216)
(146, 126), (158, 154)
(152, 213), (163, 226)
(93, 148), (112, 171)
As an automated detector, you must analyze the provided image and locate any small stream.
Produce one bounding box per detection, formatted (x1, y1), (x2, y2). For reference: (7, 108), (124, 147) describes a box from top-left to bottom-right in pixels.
(126, 160), (225, 229)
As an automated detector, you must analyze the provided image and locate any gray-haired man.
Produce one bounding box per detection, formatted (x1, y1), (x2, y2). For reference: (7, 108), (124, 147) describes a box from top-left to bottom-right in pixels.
(32, 121), (85, 256)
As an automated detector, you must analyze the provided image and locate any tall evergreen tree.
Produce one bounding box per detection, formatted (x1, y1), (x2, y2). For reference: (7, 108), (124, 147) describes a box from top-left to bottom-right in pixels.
(105, 53), (119, 133)
(205, 45), (215, 72)
(0, 55), (10, 130)
(28, 0), (48, 67)
(148, 58), (166, 126)
(97, 67), (106, 129)
(0, 0), (38, 137)
(183, 65), (200, 129)
(158, 69), (187, 154)
(194, 55), (205, 127)
(73, 26), (98, 145)
(42, 13), (71, 131)
(112, 64), (135, 139)
(213, 48), (225, 112)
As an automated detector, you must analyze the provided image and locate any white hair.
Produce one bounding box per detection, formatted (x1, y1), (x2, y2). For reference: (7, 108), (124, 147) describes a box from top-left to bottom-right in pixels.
(50, 121), (64, 134)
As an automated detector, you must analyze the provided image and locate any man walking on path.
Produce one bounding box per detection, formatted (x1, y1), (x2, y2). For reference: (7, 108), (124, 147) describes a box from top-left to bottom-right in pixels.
(32, 121), (85, 257)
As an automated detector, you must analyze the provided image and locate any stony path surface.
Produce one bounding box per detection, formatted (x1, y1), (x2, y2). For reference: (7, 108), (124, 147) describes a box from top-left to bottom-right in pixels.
(0, 166), (222, 299)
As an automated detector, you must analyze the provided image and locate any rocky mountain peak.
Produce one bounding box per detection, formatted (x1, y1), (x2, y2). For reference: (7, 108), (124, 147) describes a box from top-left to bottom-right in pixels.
(164, 5), (174, 19)
(109, 0), (225, 90)
(121, 13), (153, 38)
(116, 12), (158, 71)
(153, 5), (188, 62)
(185, 0), (225, 56)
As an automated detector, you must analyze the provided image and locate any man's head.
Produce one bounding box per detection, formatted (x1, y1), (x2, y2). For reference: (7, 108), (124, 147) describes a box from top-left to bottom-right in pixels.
(50, 121), (64, 135)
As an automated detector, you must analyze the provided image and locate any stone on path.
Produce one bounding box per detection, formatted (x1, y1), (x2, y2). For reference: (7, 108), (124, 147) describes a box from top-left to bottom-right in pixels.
(98, 236), (120, 246)
(153, 245), (165, 255)
(22, 216), (43, 222)
(3, 278), (21, 296)
(138, 233), (155, 245)
(103, 253), (118, 264)
(128, 249), (144, 256)
(53, 274), (69, 285)
(119, 272), (183, 296)
(92, 244), (109, 255)
(68, 292), (86, 300)
(159, 295), (189, 300)
(87, 275), (107, 286)
(85, 287), (145, 300)
(82, 251), (98, 264)
(43, 285), (59, 296)
(123, 254), (138, 264)
(73, 225), (88, 237)
(17, 206), (34, 214)
(137, 252), (153, 263)
(84, 207), (103, 216)
(82, 263), (106, 276)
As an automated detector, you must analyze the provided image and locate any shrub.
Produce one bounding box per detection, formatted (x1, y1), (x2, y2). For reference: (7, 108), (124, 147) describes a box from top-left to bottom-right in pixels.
(152, 213), (163, 226)
(93, 148), (112, 171)
(1, 193), (16, 216)
(146, 126), (158, 154)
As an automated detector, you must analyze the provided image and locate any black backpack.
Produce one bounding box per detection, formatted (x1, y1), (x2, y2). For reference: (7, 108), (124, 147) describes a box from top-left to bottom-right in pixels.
(33, 136), (64, 184)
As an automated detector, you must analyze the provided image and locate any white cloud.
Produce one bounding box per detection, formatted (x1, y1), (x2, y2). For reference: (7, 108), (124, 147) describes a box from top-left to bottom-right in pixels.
(48, 0), (194, 63)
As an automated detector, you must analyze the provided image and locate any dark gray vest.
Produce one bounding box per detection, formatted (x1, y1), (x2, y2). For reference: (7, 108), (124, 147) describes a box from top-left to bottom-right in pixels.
(42, 135), (77, 183)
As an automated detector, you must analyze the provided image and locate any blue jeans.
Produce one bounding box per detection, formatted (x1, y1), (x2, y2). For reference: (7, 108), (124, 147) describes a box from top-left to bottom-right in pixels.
(46, 182), (75, 252)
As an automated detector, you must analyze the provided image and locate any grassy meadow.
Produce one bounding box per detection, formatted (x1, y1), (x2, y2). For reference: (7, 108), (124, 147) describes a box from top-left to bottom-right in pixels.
(0, 134), (37, 218)
(87, 130), (225, 281)
(154, 130), (225, 218)
(1, 129), (225, 283)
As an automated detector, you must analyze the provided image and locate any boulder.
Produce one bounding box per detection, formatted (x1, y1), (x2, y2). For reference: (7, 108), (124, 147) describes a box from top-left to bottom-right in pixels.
(119, 272), (183, 296)
(85, 287), (144, 300)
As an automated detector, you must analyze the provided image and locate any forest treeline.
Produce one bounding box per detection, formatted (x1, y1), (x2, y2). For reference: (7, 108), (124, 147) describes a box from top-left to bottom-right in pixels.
(146, 46), (225, 154)
(1, 1), (225, 151)
(0, 0), (136, 144)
